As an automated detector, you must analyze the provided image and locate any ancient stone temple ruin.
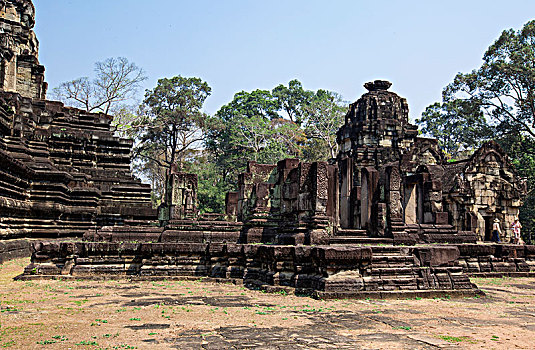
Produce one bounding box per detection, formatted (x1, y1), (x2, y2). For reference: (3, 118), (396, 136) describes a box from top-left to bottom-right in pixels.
(335, 80), (526, 244)
(229, 80), (526, 246)
(0, 0), (156, 249)
(6, 0), (535, 299)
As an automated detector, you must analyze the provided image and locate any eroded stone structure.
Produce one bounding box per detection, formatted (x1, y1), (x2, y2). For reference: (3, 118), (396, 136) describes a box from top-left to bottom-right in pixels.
(443, 142), (526, 241)
(0, 0), (156, 241)
(12, 0), (535, 299)
(0, 0), (46, 99)
(335, 80), (525, 244)
(229, 159), (338, 245)
(159, 166), (198, 222)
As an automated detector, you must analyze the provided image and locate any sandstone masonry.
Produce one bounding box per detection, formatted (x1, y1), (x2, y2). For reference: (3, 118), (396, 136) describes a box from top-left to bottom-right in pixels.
(8, 0), (535, 299)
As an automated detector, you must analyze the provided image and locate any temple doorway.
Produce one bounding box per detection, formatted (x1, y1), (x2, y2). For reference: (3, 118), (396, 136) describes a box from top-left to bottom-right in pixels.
(360, 174), (370, 228)
(483, 216), (492, 241)
(404, 184), (417, 224)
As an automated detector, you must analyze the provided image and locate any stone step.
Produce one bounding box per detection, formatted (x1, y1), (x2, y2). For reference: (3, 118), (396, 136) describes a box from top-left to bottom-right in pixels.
(165, 226), (242, 233)
(123, 219), (158, 226)
(432, 266), (464, 274)
(371, 246), (409, 253)
(199, 213), (227, 221)
(371, 266), (418, 276)
(167, 220), (243, 229)
(371, 255), (416, 265)
(363, 275), (421, 290)
(329, 236), (394, 245)
(335, 228), (367, 236)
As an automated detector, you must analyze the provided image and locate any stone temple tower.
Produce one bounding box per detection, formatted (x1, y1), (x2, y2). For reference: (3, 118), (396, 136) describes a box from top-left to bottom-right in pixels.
(337, 80), (418, 167)
(336, 80), (419, 230)
(0, 0), (47, 99)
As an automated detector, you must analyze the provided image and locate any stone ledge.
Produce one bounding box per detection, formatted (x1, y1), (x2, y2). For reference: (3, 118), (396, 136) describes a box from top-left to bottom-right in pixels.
(0, 238), (31, 263)
(20, 241), (484, 299)
(313, 289), (485, 300)
(468, 272), (535, 278)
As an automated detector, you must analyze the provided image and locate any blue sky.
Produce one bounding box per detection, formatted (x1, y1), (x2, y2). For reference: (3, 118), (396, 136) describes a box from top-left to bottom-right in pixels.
(34, 1), (535, 120)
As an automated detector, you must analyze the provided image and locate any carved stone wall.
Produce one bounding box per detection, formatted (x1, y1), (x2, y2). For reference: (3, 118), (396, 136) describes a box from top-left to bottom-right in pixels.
(443, 142), (526, 242)
(230, 159), (339, 245)
(0, 0), (46, 99)
(335, 81), (524, 244)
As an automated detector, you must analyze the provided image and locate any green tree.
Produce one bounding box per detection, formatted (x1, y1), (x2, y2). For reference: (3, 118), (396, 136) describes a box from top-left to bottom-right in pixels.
(272, 79), (314, 125)
(203, 80), (347, 213)
(302, 89), (346, 161)
(417, 100), (491, 159)
(135, 76), (211, 204)
(442, 20), (535, 137)
(183, 152), (233, 214)
(206, 88), (304, 185)
(217, 89), (279, 121)
(419, 20), (535, 241)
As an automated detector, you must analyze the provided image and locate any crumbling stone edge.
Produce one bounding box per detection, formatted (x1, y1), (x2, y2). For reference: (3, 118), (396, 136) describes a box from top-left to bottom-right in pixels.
(0, 239), (31, 264)
(15, 241), (492, 299)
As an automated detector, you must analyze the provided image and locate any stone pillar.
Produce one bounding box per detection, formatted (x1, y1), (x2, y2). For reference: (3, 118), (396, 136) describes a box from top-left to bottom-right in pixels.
(225, 192), (238, 220)
(339, 157), (352, 228)
(158, 166), (198, 223)
(170, 172), (198, 220)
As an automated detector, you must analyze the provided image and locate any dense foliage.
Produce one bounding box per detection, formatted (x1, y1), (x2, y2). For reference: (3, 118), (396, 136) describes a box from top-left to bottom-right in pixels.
(123, 78), (347, 211)
(201, 80), (346, 211)
(418, 20), (535, 242)
(134, 76), (212, 205)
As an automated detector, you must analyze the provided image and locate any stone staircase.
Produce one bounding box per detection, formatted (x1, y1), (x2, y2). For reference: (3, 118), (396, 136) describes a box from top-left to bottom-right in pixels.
(364, 246), (422, 291)
(330, 228), (394, 245)
(162, 219), (243, 243)
(312, 244), (476, 299)
(363, 246), (472, 293)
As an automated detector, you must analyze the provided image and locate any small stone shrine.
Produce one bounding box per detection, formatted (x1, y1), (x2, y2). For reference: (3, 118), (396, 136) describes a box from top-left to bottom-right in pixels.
(334, 80), (526, 244)
(158, 165), (198, 223)
(6, 0), (535, 299)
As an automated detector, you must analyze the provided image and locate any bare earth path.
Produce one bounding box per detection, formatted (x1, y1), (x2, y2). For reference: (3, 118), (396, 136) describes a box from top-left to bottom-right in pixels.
(1, 258), (534, 349)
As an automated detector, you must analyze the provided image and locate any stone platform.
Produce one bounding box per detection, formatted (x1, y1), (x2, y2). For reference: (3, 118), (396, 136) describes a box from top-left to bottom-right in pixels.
(19, 219), (535, 299)
(18, 235), (484, 299)
(0, 238), (31, 263)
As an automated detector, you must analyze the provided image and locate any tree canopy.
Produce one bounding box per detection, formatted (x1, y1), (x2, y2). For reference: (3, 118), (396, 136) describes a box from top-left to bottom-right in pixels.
(418, 20), (535, 241)
(133, 76), (211, 204)
(52, 57), (147, 115)
(205, 81), (346, 190)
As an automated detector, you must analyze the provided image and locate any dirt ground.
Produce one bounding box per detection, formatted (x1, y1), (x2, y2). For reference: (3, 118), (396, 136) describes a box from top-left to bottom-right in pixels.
(1, 258), (535, 349)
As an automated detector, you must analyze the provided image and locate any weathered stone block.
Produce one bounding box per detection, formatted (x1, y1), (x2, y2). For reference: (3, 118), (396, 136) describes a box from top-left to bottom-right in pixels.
(416, 247), (459, 267)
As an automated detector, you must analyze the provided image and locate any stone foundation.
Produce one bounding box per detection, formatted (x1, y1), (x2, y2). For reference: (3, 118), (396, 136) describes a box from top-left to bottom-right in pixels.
(455, 244), (535, 277)
(0, 238), (30, 263)
(20, 236), (489, 298)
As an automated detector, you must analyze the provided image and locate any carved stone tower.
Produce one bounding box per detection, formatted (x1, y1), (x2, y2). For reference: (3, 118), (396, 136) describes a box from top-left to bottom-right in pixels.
(337, 80), (418, 167)
(0, 0), (47, 99)
(336, 81), (419, 229)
